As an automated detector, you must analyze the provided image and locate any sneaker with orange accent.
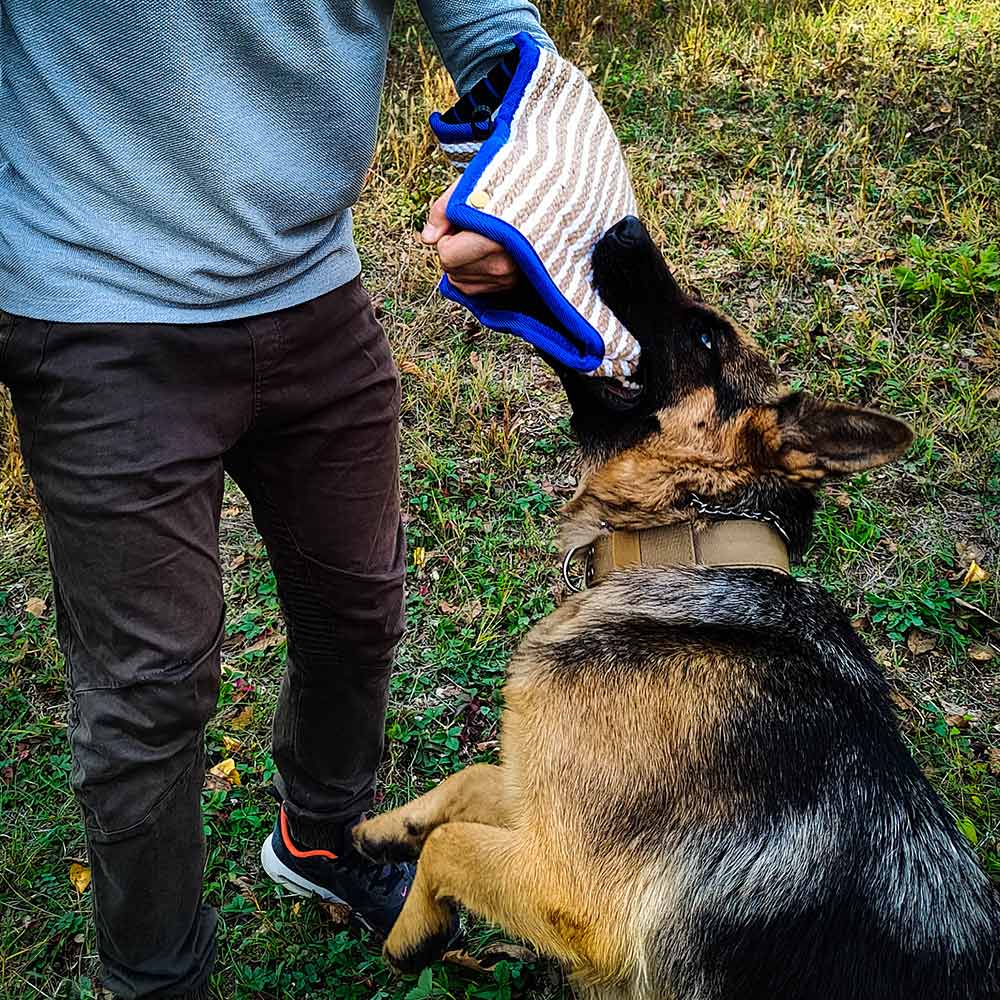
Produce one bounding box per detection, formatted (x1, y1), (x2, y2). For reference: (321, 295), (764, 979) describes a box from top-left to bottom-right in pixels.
(259, 804), (415, 939)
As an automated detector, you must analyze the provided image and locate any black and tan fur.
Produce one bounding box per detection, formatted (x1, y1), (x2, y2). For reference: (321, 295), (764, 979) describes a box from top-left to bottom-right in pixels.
(355, 218), (1000, 999)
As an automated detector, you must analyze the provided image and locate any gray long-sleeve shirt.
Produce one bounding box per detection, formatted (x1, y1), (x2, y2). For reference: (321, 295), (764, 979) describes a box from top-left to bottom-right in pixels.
(0, 1), (551, 322)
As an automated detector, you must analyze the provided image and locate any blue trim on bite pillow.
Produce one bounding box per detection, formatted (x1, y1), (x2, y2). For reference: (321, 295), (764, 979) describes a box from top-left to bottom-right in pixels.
(432, 32), (609, 374)
(439, 276), (601, 372)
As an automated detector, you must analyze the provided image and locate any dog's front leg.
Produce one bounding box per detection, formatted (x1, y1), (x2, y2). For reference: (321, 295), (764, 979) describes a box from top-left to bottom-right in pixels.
(354, 763), (509, 862)
(383, 821), (591, 975)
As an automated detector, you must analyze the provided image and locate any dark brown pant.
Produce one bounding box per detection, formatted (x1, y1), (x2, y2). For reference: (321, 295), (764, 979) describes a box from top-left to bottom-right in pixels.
(1, 279), (405, 999)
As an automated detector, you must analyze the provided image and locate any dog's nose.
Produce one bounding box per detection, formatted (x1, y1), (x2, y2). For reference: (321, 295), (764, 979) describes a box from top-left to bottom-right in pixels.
(610, 215), (644, 247)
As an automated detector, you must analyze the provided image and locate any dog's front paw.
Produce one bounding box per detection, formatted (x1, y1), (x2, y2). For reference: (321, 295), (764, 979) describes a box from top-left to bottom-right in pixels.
(383, 904), (459, 975)
(353, 812), (426, 864)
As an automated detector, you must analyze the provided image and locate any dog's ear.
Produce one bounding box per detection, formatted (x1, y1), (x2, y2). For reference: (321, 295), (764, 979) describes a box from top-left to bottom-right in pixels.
(763, 392), (913, 477)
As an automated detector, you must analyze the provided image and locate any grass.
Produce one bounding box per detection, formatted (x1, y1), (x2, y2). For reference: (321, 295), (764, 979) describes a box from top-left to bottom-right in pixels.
(2, 0), (999, 996)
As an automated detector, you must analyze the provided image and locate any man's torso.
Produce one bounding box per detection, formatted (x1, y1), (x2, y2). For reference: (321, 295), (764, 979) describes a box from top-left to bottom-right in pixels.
(0, 0), (395, 322)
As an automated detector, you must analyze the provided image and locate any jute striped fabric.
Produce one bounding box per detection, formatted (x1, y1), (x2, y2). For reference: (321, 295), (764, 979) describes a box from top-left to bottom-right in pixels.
(432, 36), (641, 381)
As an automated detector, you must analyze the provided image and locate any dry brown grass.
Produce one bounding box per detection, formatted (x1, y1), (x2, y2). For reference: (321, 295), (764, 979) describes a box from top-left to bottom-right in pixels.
(0, 386), (33, 518)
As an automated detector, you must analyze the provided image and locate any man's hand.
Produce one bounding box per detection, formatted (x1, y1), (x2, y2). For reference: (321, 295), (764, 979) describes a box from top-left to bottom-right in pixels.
(421, 180), (519, 296)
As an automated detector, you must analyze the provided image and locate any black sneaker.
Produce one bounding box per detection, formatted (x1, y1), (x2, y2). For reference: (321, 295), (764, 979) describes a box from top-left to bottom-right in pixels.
(260, 803), (414, 939)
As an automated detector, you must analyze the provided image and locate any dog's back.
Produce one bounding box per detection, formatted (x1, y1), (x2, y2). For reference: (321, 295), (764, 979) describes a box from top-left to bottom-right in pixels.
(513, 567), (999, 1000)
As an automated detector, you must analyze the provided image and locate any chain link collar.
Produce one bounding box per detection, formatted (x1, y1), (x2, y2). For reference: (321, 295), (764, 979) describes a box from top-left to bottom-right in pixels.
(688, 495), (790, 543)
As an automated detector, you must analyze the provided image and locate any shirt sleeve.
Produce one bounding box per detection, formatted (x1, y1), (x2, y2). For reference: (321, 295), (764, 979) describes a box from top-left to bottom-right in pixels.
(417, 0), (555, 96)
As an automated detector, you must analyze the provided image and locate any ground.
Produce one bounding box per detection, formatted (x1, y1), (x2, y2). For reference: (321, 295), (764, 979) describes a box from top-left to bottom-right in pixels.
(1, 1), (998, 998)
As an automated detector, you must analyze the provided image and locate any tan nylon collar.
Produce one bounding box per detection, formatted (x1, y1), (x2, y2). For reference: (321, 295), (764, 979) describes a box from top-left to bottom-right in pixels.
(577, 519), (789, 588)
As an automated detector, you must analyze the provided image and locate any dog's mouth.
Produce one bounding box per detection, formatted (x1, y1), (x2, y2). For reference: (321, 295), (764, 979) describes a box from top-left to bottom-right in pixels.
(592, 372), (643, 405)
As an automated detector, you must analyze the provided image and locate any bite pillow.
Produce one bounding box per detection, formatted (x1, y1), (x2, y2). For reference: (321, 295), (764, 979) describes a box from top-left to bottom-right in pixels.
(430, 32), (641, 381)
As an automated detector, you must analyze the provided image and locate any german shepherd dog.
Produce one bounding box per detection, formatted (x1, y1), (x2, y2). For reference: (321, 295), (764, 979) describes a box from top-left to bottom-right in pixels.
(354, 218), (1000, 999)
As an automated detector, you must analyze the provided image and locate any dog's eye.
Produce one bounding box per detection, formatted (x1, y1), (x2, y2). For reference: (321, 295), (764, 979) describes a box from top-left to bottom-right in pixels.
(699, 330), (713, 351)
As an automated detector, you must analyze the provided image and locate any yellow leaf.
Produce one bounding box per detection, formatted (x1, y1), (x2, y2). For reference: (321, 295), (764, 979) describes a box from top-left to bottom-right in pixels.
(25, 596), (47, 617)
(221, 735), (243, 754)
(961, 561), (988, 586)
(208, 758), (241, 787)
(69, 862), (92, 893)
(412, 546), (426, 568)
(290, 902), (301, 918)
(229, 706), (254, 730)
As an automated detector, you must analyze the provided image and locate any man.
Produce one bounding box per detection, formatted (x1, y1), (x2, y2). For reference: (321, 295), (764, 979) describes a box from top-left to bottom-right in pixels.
(0, 3), (551, 998)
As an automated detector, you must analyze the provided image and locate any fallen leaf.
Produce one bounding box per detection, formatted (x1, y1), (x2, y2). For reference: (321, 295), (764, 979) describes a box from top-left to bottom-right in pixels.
(435, 683), (467, 703)
(438, 601), (459, 615)
(204, 772), (231, 792)
(290, 902), (301, 918)
(25, 596), (47, 617)
(989, 748), (1000, 776)
(208, 758), (241, 787)
(412, 546), (427, 568)
(444, 942), (537, 972)
(906, 631), (936, 656)
(460, 599), (483, 622)
(968, 644), (995, 663)
(221, 506), (242, 518)
(243, 632), (284, 655)
(890, 689), (914, 712)
(482, 941), (536, 963)
(961, 561), (989, 586)
(228, 875), (260, 907)
(228, 706), (254, 730)
(228, 553), (247, 570)
(945, 713), (971, 730)
(955, 540), (987, 568)
(221, 735), (243, 754)
(831, 492), (852, 509)
(444, 949), (486, 972)
(69, 862), (92, 893)
(850, 616), (868, 632)
(318, 899), (352, 924)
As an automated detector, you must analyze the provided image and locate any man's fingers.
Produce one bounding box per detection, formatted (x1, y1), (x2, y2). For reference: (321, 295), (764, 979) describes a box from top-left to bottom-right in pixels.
(436, 231), (512, 271)
(448, 276), (515, 296)
(423, 189), (520, 293)
(446, 254), (520, 295)
(421, 180), (458, 244)
(444, 251), (517, 282)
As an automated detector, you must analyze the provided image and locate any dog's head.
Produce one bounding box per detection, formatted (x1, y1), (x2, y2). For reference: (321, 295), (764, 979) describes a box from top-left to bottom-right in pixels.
(555, 217), (912, 555)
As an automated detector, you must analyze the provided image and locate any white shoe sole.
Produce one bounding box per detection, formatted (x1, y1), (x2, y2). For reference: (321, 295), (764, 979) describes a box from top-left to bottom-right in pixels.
(259, 835), (350, 907)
